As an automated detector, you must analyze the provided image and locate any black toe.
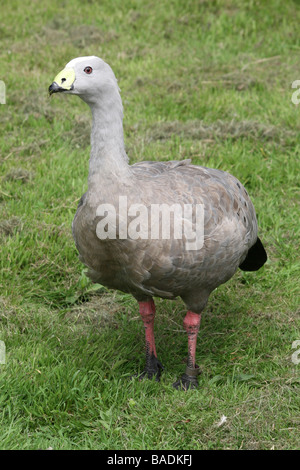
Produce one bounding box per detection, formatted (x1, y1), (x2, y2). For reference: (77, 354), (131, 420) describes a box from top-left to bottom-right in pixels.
(173, 373), (199, 390)
(173, 365), (201, 390)
(132, 354), (164, 382)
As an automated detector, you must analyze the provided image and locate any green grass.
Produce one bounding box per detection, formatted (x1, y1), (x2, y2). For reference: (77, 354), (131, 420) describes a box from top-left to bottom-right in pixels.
(0, 0), (299, 450)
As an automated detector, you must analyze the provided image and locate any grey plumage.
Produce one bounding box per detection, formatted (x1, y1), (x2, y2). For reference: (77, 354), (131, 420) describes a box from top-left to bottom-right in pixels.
(49, 56), (267, 388)
(73, 160), (262, 313)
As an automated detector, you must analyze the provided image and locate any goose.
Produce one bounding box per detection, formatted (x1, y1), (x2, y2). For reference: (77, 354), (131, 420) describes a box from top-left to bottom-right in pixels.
(49, 56), (267, 389)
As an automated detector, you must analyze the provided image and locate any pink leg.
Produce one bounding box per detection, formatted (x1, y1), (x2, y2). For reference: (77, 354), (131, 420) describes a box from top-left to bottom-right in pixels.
(138, 300), (163, 380)
(183, 311), (201, 369)
(139, 300), (157, 359)
(173, 310), (201, 390)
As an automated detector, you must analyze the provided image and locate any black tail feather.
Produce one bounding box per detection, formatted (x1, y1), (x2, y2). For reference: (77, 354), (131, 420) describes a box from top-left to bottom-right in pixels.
(239, 237), (267, 272)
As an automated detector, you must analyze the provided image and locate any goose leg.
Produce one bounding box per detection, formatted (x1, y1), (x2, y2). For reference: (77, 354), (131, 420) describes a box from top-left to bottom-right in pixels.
(138, 299), (164, 381)
(173, 311), (201, 390)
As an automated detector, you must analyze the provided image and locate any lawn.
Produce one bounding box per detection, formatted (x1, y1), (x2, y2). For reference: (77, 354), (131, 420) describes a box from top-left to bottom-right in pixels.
(0, 0), (299, 450)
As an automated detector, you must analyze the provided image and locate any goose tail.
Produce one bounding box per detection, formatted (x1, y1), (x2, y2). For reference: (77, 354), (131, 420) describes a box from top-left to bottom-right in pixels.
(239, 237), (267, 272)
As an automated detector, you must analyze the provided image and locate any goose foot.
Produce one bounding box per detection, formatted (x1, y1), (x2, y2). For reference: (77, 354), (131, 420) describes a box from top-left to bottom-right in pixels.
(133, 354), (164, 382)
(173, 365), (201, 390)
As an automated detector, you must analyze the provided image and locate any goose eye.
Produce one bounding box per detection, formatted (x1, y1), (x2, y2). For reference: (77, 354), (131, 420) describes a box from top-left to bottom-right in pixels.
(84, 66), (93, 74)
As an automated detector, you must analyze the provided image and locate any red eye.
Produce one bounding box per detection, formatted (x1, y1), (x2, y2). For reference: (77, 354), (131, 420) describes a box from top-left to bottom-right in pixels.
(84, 66), (93, 74)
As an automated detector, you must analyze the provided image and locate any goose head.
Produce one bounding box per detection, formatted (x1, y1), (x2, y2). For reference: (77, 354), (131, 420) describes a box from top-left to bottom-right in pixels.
(49, 56), (119, 106)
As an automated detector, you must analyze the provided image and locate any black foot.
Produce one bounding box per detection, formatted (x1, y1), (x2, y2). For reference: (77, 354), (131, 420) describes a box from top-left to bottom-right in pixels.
(132, 354), (164, 382)
(173, 365), (201, 390)
(173, 373), (199, 390)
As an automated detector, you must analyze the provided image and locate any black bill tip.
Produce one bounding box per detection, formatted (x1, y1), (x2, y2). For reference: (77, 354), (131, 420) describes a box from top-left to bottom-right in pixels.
(49, 82), (61, 96)
(48, 82), (72, 96)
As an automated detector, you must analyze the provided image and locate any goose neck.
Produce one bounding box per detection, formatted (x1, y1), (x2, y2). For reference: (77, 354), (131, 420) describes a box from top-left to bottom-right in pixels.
(88, 95), (131, 185)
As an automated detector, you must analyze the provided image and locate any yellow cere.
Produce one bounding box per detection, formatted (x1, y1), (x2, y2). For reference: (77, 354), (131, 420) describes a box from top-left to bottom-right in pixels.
(53, 68), (75, 90)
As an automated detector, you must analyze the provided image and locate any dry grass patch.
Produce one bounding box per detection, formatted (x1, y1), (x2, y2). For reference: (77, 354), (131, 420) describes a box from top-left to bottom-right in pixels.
(0, 216), (22, 237)
(147, 119), (296, 144)
(4, 168), (33, 183)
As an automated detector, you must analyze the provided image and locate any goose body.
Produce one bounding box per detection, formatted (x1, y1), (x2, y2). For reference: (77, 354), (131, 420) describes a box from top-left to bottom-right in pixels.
(49, 56), (267, 389)
(73, 161), (258, 313)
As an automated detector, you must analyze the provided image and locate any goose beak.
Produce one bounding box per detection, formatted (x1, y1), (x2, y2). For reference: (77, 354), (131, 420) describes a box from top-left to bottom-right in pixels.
(49, 68), (75, 95)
